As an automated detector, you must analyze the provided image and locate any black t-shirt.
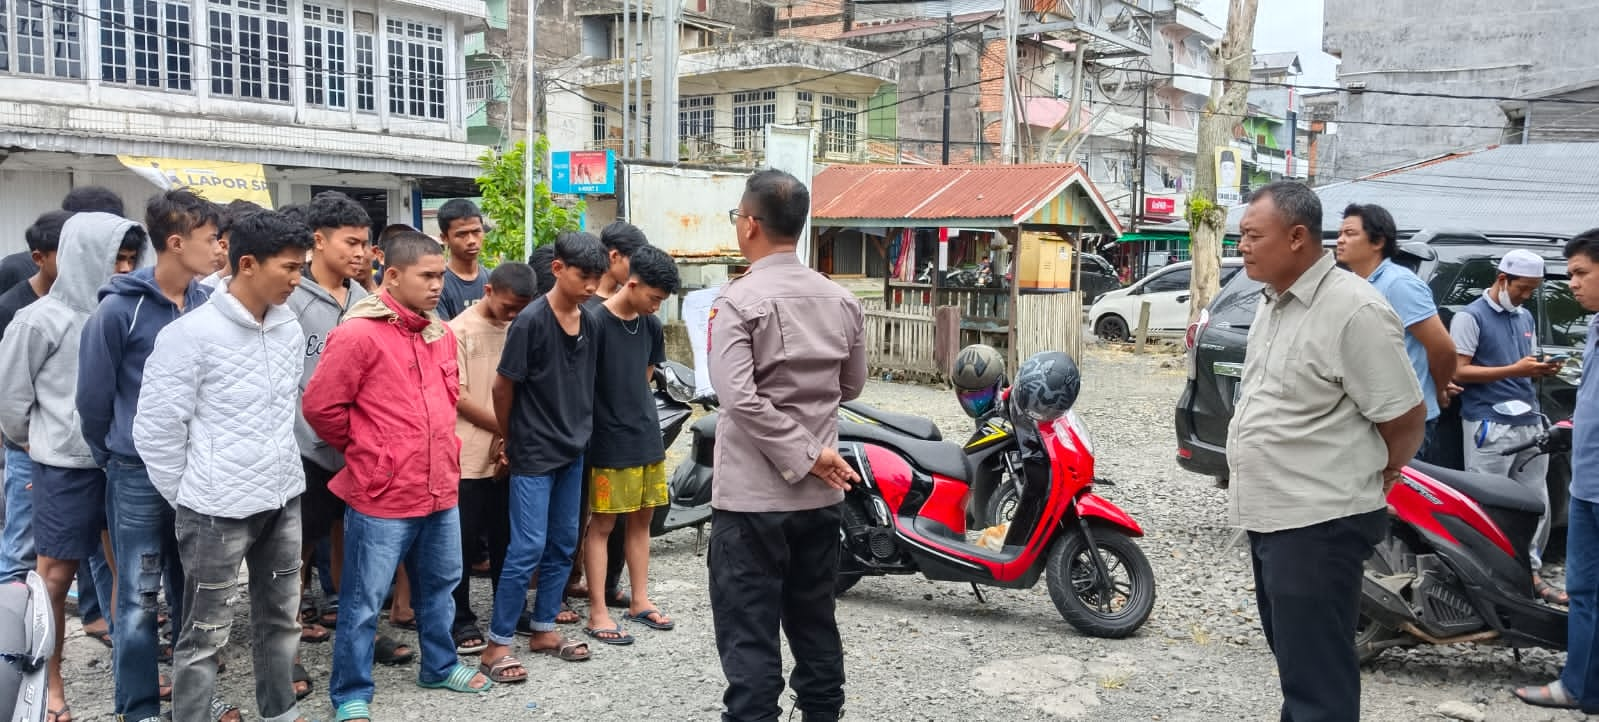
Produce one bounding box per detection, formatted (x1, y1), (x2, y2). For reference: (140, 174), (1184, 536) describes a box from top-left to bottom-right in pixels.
(589, 304), (667, 468)
(438, 267), (486, 320)
(0, 280), (39, 451)
(498, 296), (598, 476)
(0, 252), (38, 295)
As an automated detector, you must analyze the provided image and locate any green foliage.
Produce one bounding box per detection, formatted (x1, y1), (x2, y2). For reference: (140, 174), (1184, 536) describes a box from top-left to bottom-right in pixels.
(475, 135), (586, 267)
(1184, 196), (1216, 230)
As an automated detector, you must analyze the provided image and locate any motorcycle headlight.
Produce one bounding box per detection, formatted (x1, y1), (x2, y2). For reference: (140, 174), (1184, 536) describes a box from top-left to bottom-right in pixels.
(1064, 410), (1093, 455)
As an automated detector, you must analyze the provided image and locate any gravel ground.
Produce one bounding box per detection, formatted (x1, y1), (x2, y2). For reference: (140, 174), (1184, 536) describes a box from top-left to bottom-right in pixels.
(54, 346), (1586, 720)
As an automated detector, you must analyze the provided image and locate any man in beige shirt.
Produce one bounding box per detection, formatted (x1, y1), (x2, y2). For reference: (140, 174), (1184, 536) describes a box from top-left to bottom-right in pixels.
(446, 262), (535, 655)
(708, 169), (867, 722)
(1228, 181), (1425, 722)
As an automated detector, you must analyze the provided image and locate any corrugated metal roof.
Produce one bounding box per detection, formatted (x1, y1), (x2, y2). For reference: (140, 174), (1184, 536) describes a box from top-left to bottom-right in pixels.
(811, 163), (1122, 232)
(1150, 143), (1599, 238)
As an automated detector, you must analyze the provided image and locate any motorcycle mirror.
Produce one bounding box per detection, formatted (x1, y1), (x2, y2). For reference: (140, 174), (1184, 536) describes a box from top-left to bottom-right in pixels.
(655, 362), (697, 403)
(1492, 400), (1535, 417)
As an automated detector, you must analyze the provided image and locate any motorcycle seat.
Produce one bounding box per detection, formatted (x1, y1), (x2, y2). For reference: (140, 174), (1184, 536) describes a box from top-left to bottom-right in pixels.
(1409, 461), (1544, 514)
(842, 401), (943, 441)
(839, 420), (972, 482)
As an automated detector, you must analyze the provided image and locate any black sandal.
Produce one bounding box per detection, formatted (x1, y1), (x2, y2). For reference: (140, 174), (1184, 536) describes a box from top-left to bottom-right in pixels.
(453, 625), (488, 655)
(292, 663), (314, 700)
(375, 634), (416, 665)
(1536, 579), (1570, 605)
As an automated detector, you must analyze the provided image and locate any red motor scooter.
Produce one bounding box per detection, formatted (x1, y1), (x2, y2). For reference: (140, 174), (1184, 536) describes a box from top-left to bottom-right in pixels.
(1358, 411), (1574, 662)
(833, 390), (1156, 638)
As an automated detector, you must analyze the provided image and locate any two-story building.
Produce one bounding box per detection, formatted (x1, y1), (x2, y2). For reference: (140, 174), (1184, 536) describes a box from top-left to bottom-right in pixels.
(0, 0), (492, 249)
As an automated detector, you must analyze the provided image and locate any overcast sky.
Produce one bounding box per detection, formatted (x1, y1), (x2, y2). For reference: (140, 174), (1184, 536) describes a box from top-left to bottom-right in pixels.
(1194, 0), (1339, 87)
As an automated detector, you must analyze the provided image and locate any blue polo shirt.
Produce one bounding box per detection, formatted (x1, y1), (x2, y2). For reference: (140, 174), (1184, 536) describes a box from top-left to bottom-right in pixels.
(1368, 260), (1442, 420)
(1572, 315), (1599, 503)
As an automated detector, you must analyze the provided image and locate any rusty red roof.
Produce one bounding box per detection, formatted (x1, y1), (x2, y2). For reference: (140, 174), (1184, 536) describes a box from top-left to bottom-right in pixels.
(811, 163), (1122, 232)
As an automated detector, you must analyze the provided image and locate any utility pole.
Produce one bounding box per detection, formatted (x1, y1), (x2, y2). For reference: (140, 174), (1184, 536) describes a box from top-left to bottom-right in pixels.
(650, 0), (680, 161)
(523, 0), (539, 260)
(1187, 0), (1258, 324)
(621, 0), (631, 157)
(1133, 79), (1149, 232)
(942, 10), (952, 165)
(999, 0), (1018, 163)
(633, 0), (646, 154)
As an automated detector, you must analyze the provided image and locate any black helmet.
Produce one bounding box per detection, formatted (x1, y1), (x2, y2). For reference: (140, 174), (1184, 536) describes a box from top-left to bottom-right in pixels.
(1010, 351), (1081, 422)
(951, 344), (1006, 418)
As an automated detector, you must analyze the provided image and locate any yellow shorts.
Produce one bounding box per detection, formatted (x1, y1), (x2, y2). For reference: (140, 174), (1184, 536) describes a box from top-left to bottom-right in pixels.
(589, 461), (669, 514)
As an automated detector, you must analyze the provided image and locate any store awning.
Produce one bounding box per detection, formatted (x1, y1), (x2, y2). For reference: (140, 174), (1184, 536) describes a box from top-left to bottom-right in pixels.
(811, 163), (1123, 234)
(117, 155), (274, 208)
(1112, 230), (1237, 247)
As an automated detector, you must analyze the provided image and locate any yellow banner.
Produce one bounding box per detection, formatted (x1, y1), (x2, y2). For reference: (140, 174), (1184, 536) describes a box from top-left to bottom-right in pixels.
(117, 155), (274, 208)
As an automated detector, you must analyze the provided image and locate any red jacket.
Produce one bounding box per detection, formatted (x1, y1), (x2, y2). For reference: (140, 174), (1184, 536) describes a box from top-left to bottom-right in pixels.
(303, 291), (461, 519)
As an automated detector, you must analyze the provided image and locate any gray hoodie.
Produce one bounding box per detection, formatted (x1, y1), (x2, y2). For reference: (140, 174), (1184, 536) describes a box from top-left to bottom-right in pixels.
(0, 212), (150, 469)
(287, 268), (368, 471)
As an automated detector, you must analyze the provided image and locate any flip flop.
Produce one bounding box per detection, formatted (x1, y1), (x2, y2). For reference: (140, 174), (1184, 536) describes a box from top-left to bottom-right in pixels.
(417, 662), (493, 694)
(453, 625), (488, 655)
(84, 627), (113, 648)
(46, 706), (69, 722)
(320, 600), (339, 628)
(375, 634), (416, 665)
(389, 616), (418, 632)
(583, 623), (634, 646)
(1536, 579), (1570, 605)
(334, 700), (371, 722)
(624, 608), (675, 631)
(480, 654), (528, 684)
(208, 698), (241, 722)
(301, 622), (331, 644)
(530, 636), (592, 662)
(293, 663), (314, 701)
(1515, 680), (1581, 709)
(555, 606), (580, 625)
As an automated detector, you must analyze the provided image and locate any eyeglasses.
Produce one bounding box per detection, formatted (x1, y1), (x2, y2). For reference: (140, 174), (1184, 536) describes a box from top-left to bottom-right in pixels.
(728, 209), (761, 225)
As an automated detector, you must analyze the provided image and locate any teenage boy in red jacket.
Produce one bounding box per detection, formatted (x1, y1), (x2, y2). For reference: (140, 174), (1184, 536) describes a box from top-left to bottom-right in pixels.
(304, 232), (491, 722)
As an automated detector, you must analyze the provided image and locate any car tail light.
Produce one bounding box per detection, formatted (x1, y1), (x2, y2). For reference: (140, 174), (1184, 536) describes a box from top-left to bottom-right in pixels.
(1177, 448), (1193, 459)
(1184, 308), (1210, 380)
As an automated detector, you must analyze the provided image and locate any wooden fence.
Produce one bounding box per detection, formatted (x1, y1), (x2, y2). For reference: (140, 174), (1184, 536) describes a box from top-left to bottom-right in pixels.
(1015, 292), (1083, 363)
(863, 308), (942, 382)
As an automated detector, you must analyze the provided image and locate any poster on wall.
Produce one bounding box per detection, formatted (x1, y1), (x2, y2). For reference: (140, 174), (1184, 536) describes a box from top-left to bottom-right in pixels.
(1215, 147), (1243, 207)
(117, 155), (274, 208)
(551, 150), (616, 195)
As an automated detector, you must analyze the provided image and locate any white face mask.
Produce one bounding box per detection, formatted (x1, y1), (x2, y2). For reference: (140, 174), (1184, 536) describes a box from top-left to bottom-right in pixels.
(1493, 281), (1525, 311)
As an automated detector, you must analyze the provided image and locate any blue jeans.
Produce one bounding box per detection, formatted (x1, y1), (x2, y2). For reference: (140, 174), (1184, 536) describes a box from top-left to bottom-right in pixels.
(1563, 497), (1599, 710)
(1, 446), (35, 582)
(331, 507), (462, 708)
(1415, 418), (1440, 465)
(106, 455), (184, 721)
(490, 459), (584, 645)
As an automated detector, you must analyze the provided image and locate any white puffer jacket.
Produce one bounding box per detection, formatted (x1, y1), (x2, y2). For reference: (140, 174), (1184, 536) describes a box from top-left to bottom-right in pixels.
(134, 289), (306, 519)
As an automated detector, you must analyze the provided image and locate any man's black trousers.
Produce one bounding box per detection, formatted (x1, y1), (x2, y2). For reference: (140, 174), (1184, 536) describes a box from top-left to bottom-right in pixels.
(1249, 509), (1386, 722)
(709, 506), (845, 722)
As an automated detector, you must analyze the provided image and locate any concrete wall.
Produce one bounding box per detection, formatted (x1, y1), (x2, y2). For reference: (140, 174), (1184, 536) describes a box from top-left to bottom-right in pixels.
(1322, 0), (1597, 180)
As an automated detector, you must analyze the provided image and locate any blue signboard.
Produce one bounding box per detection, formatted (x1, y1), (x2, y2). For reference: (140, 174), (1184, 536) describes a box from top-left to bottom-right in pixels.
(550, 150), (616, 195)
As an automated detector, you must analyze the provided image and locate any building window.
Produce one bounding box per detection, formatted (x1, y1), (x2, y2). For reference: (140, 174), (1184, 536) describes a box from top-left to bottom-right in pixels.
(821, 95), (859, 155)
(354, 32), (375, 112)
(465, 66), (495, 102)
(592, 102), (607, 144)
(794, 90), (813, 124)
(206, 0), (290, 101)
(679, 95), (715, 151)
(304, 3), (347, 109)
(100, 0), (189, 89)
(387, 19), (447, 120)
(732, 90), (775, 152)
(11, 1), (81, 78)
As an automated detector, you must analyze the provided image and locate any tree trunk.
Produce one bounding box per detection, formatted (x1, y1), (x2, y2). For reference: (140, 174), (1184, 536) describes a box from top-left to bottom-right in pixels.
(1188, 0), (1259, 325)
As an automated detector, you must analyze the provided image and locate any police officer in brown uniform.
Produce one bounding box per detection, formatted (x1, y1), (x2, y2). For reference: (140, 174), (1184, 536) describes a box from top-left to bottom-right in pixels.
(708, 169), (867, 722)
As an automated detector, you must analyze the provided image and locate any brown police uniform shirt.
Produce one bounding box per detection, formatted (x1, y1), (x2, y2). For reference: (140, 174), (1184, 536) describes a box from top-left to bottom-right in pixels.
(708, 252), (868, 513)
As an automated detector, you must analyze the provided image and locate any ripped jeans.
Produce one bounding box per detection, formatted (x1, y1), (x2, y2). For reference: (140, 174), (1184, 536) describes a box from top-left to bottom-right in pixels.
(173, 497), (304, 722)
(106, 456), (185, 721)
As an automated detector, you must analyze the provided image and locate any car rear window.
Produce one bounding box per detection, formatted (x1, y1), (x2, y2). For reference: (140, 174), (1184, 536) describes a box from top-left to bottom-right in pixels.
(1209, 270), (1264, 326)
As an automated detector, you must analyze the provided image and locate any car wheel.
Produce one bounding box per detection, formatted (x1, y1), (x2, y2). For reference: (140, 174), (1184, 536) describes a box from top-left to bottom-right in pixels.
(1095, 314), (1131, 342)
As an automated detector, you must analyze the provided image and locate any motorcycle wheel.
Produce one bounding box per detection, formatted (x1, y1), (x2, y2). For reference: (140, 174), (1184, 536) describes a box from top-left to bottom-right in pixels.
(983, 483), (1021, 528)
(1046, 525), (1155, 639)
(1355, 532), (1412, 664)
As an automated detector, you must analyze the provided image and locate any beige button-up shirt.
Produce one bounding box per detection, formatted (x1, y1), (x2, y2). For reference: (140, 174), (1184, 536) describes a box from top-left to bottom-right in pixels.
(709, 253), (868, 513)
(1227, 252), (1423, 533)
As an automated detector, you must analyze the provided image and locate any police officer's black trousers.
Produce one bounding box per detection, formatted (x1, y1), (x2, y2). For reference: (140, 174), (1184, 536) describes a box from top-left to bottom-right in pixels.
(1249, 509), (1386, 722)
(709, 506), (845, 722)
